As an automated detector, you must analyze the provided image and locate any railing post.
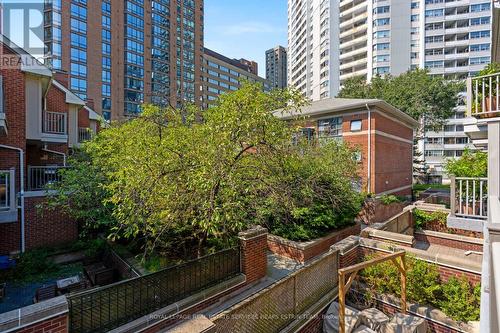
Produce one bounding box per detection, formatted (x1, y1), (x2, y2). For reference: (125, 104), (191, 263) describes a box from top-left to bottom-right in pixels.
(238, 226), (268, 284)
(466, 77), (472, 117)
(450, 174), (456, 217)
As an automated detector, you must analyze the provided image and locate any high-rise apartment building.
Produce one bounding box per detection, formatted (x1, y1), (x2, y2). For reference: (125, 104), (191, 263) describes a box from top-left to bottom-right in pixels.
(266, 45), (288, 89)
(288, 0), (493, 182)
(43, 0), (204, 121)
(201, 48), (269, 108)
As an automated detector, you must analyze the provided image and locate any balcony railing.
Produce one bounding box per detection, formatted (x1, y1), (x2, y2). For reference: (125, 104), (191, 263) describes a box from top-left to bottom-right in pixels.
(78, 127), (93, 143)
(467, 73), (500, 117)
(27, 166), (67, 191)
(43, 111), (67, 135)
(450, 175), (488, 220)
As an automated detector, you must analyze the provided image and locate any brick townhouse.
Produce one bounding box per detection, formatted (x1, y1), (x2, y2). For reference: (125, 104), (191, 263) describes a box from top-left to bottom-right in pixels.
(278, 98), (419, 196)
(0, 37), (99, 255)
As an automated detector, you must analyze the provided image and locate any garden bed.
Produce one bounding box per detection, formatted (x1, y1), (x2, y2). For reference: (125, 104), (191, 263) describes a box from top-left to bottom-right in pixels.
(357, 197), (409, 225)
(267, 222), (360, 262)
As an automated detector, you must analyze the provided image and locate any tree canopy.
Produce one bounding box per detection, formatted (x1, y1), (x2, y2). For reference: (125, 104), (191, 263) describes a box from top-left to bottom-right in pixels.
(50, 83), (363, 258)
(338, 69), (464, 127)
(444, 148), (487, 178)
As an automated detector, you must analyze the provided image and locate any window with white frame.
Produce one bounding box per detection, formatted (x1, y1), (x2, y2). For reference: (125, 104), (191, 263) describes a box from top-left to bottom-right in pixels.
(318, 117), (343, 140)
(0, 170), (14, 213)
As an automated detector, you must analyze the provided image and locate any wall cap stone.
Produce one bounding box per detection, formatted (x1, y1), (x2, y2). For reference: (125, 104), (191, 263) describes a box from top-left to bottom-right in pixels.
(0, 296), (68, 333)
(364, 227), (414, 246)
(238, 226), (268, 240)
(330, 235), (360, 255)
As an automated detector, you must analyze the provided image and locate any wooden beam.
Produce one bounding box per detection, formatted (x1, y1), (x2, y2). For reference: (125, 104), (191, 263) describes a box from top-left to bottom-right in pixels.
(338, 250), (406, 275)
(338, 250), (407, 333)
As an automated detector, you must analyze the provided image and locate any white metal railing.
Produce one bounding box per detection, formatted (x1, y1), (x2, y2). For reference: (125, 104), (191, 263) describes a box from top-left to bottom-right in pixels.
(43, 111), (67, 135)
(78, 127), (93, 143)
(467, 73), (500, 117)
(27, 166), (66, 191)
(449, 175), (488, 219)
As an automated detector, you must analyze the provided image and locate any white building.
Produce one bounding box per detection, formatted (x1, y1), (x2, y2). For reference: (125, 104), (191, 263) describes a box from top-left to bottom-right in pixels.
(288, 0), (494, 182)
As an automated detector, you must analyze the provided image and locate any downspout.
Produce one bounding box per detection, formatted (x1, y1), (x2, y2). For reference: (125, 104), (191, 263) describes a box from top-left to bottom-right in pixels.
(365, 104), (372, 194)
(0, 144), (25, 253)
(42, 144), (66, 166)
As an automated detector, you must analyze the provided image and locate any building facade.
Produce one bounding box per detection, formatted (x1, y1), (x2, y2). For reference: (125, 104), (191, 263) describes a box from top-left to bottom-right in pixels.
(278, 98), (419, 196)
(202, 48), (270, 108)
(43, 0), (204, 120)
(287, 0), (493, 182)
(0, 38), (99, 254)
(266, 45), (288, 89)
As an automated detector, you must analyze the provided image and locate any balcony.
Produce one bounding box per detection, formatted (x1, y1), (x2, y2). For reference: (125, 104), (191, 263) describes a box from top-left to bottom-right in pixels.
(448, 176), (488, 232)
(43, 111), (67, 135)
(78, 127), (93, 143)
(467, 73), (500, 118)
(27, 166), (67, 191)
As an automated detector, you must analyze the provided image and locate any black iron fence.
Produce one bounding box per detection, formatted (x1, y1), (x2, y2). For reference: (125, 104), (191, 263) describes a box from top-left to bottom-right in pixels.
(68, 247), (241, 333)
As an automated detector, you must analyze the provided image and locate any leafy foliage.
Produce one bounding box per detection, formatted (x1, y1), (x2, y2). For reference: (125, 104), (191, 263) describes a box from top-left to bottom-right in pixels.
(379, 194), (404, 205)
(49, 83), (362, 256)
(444, 148), (488, 178)
(338, 69), (463, 127)
(439, 276), (481, 322)
(413, 209), (448, 230)
(361, 255), (480, 322)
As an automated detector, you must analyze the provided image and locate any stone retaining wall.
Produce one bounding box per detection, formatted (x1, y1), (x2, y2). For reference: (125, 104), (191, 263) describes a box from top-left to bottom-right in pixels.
(267, 223), (361, 262)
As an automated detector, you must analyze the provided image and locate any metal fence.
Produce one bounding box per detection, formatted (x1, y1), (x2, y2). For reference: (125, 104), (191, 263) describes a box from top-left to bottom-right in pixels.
(213, 250), (339, 333)
(68, 247), (240, 333)
(450, 175), (488, 220)
(27, 165), (67, 191)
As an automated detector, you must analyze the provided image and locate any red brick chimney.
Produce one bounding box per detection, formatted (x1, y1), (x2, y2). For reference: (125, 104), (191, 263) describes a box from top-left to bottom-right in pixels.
(52, 71), (69, 88)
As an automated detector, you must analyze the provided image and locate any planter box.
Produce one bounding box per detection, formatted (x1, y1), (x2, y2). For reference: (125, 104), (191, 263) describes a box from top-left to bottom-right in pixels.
(357, 199), (408, 225)
(267, 223), (361, 263)
(414, 230), (483, 252)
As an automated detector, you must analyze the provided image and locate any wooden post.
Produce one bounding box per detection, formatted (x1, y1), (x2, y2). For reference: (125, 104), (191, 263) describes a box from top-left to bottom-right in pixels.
(339, 273), (346, 333)
(400, 254), (407, 314)
(450, 174), (456, 217)
(338, 251), (407, 333)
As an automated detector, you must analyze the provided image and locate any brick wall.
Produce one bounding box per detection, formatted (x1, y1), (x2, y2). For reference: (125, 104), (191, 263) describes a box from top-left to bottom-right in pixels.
(24, 196), (78, 250)
(414, 232), (483, 253)
(339, 246), (359, 268)
(0, 219), (21, 254)
(238, 226), (268, 284)
(267, 223), (361, 263)
(15, 314), (68, 333)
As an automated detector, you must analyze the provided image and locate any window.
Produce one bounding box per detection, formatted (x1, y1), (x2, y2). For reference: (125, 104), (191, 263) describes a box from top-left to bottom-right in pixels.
(425, 9), (444, 17)
(470, 31), (490, 39)
(425, 150), (443, 157)
(0, 171), (11, 211)
(350, 120), (362, 132)
(373, 43), (390, 51)
(470, 3), (490, 12)
(373, 54), (390, 63)
(373, 18), (390, 26)
(470, 56), (490, 65)
(470, 44), (490, 52)
(374, 67), (390, 75)
(471, 17), (490, 26)
(71, 4), (87, 19)
(318, 117), (343, 139)
(373, 6), (390, 14)
(70, 63), (87, 77)
(70, 48), (86, 62)
(70, 18), (86, 33)
(373, 30), (390, 38)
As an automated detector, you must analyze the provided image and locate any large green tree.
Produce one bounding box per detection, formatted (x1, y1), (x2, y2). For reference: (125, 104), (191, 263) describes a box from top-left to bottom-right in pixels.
(50, 83), (363, 257)
(338, 69), (463, 127)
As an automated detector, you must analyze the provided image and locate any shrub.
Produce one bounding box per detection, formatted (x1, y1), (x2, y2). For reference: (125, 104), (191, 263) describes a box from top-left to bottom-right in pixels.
(439, 276), (481, 322)
(444, 148), (487, 178)
(360, 255), (480, 322)
(379, 194), (405, 205)
(413, 209), (447, 230)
